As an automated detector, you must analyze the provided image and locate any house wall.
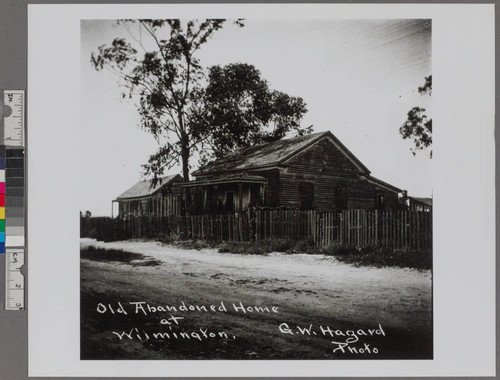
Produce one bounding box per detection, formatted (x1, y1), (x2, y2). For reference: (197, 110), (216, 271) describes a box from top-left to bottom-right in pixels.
(276, 137), (400, 210)
(347, 181), (400, 210)
(250, 169), (280, 207)
(119, 183), (183, 218)
(187, 137), (401, 212)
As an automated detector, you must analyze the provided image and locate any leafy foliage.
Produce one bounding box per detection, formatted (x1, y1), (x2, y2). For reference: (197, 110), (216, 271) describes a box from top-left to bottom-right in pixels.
(418, 75), (432, 95)
(91, 19), (310, 184)
(192, 63), (310, 165)
(399, 75), (432, 158)
(91, 20), (236, 183)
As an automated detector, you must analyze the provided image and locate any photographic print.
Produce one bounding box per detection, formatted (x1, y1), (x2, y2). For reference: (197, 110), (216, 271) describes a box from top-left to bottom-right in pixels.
(79, 18), (432, 360)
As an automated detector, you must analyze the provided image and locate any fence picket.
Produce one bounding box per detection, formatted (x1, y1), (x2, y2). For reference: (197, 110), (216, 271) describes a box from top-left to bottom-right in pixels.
(117, 208), (432, 251)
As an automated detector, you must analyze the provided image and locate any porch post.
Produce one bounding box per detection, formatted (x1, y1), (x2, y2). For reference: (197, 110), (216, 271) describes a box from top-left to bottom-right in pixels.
(213, 185), (218, 213)
(203, 187), (208, 212)
(238, 182), (243, 212)
(183, 187), (189, 215)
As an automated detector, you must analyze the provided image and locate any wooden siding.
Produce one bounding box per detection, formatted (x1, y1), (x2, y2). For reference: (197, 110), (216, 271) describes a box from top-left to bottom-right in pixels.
(346, 180), (400, 210)
(276, 137), (400, 210)
(251, 169), (280, 207)
(284, 137), (361, 178)
(118, 182), (183, 218)
(118, 193), (182, 218)
(187, 136), (401, 213)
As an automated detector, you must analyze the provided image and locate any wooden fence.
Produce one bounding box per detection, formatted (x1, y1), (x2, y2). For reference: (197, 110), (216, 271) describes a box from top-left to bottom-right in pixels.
(117, 209), (432, 252)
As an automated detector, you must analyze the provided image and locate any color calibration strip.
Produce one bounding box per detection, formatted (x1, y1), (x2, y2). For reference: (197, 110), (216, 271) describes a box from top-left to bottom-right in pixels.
(3, 90), (25, 310)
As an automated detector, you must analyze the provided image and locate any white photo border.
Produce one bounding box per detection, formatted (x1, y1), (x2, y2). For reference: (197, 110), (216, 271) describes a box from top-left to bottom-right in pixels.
(28, 3), (495, 377)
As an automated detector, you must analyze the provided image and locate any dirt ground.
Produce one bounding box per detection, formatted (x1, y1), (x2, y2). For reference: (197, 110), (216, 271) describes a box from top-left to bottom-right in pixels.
(80, 238), (432, 360)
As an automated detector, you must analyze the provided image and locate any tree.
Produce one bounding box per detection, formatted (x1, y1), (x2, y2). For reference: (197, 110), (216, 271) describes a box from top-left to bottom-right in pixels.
(91, 19), (309, 183)
(399, 75), (432, 158)
(192, 63), (310, 165)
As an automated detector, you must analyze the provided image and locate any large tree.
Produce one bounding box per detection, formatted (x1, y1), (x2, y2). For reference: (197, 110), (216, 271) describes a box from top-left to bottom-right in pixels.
(399, 75), (432, 158)
(192, 63), (311, 166)
(91, 19), (309, 183)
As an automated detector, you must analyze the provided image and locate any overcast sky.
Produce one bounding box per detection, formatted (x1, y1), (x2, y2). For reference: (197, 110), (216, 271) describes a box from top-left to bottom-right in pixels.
(81, 19), (431, 216)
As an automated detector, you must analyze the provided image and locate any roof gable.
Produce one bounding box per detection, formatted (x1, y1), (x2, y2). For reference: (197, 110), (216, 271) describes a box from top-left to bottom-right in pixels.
(409, 196), (432, 207)
(281, 133), (370, 174)
(116, 174), (182, 200)
(365, 175), (402, 193)
(193, 131), (370, 176)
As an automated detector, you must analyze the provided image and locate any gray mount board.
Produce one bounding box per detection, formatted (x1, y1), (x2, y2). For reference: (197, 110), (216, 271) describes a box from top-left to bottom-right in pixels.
(0, 1), (498, 380)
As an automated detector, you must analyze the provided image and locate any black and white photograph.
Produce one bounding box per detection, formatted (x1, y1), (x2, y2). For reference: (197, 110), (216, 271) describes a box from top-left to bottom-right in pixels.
(24, 2), (496, 377)
(79, 17), (433, 360)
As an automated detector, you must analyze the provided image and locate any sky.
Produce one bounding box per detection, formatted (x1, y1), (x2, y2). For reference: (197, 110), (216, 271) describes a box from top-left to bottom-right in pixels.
(80, 19), (431, 216)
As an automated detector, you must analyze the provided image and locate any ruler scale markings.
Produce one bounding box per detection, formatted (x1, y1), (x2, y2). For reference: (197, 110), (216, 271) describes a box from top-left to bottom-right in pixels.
(4, 90), (24, 147)
(5, 249), (24, 310)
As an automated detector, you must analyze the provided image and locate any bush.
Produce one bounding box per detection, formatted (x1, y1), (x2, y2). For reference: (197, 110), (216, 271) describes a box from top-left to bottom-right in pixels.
(156, 232), (180, 245)
(218, 241), (264, 255)
(322, 244), (360, 256)
(176, 240), (214, 250)
(287, 238), (317, 254)
(322, 244), (431, 270)
(217, 238), (318, 255)
(80, 246), (161, 266)
(80, 216), (131, 242)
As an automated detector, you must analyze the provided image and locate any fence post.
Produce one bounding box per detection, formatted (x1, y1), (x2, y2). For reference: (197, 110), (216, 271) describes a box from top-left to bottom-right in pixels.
(248, 208), (253, 242)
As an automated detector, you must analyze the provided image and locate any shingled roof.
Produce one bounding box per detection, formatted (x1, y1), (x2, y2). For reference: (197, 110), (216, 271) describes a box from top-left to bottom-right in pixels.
(116, 174), (182, 200)
(193, 131), (370, 176)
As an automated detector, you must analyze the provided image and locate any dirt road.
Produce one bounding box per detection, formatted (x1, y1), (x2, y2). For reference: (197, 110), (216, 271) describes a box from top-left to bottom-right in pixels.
(80, 238), (432, 360)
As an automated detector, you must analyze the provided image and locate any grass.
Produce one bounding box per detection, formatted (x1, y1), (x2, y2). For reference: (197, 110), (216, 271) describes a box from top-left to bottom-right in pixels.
(155, 234), (431, 270)
(156, 233), (218, 250)
(81, 246), (162, 267)
(214, 239), (431, 270)
(321, 244), (432, 270)
(218, 238), (316, 255)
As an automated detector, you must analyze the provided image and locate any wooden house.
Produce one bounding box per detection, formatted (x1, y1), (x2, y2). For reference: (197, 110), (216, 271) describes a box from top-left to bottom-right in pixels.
(408, 196), (432, 212)
(182, 131), (403, 214)
(113, 174), (184, 218)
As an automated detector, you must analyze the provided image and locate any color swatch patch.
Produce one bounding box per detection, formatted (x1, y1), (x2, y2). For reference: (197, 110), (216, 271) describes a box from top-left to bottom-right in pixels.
(5, 147), (24, 248)
(0, 145), (25, 252)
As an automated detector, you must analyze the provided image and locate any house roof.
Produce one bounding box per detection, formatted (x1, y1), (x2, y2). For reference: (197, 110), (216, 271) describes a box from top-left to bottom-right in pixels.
(365, 175), (402, 193)
(409, 196), (433, 207)
(116, 174), (182, 200)
(193, 131), (371, 176)
(182, 173), (267, 188)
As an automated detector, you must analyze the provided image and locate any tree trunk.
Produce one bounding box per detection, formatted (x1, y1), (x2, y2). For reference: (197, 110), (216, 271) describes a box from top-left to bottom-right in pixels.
(181, 148), (190, 182)
(182, 152), (189, 182)
(180, 141), (191, 213)
(178, 116), (190, 182)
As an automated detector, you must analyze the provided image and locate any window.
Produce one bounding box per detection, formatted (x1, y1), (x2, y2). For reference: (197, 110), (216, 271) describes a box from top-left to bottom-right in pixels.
(335, 187), (348, 210)
(299, 182), (314, 209)
(376, 193), (385, 210)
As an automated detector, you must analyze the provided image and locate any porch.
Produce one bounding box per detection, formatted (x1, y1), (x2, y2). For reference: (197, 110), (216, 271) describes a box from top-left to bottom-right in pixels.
(181, 173), (267, 214)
